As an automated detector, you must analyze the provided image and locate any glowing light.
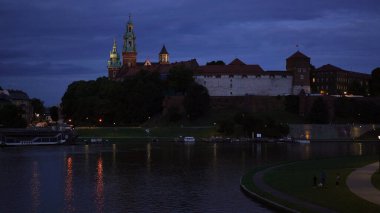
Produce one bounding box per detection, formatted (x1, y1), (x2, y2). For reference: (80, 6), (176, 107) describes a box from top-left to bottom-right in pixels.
(65, 156), (73, 212)
(96, 157), (104, 213)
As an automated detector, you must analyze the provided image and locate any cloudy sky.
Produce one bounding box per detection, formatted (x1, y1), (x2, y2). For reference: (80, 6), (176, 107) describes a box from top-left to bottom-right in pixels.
(1, 0), (380, 105)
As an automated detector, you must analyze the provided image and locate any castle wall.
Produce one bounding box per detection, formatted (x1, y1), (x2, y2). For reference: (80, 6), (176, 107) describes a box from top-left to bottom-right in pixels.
(194, 74), (293, 96)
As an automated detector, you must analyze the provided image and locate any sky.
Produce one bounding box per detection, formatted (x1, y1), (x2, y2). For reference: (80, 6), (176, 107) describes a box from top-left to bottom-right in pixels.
(1, 0), (380, 106)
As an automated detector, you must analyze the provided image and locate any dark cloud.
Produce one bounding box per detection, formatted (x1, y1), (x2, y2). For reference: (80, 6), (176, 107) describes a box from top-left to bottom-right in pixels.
(0, 62), (97, 77)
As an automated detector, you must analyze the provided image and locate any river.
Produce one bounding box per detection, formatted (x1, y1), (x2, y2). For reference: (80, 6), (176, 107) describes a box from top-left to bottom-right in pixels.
(0, 141), (376, 212)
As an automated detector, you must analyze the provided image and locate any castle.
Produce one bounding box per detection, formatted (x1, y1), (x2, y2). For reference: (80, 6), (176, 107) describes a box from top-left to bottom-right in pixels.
(107, 16), (370, 96)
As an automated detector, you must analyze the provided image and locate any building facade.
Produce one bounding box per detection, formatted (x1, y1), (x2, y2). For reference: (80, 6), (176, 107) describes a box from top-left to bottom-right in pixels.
(0, 89), (33, 124)
(311, 64), (370, 95)
(106, 17), (372, 98)
(194, 51), (312, 96)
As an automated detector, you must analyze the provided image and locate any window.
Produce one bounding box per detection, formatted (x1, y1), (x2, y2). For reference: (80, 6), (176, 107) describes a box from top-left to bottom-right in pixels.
(229, 75), (234, 78)
(270, 75), (275, 79)
(300, 75), (304, 80)
(282, 75), (287, 78)
(256, 75), (261, 78)
(230, 84), (232, 88)
(242, 75), (248, 78)
(216, 75), (221, 78)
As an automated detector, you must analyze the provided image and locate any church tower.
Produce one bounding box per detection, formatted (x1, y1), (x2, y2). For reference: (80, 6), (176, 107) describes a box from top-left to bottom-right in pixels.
(122, 15), (137, 67)
(107, 39), (122, 80)
(159, 45), (169, 64)
(286, 51), (311, 95)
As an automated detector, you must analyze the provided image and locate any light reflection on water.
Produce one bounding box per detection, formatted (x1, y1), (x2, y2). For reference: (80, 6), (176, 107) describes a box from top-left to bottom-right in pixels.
(0, 141), (378, 213)
(96, 157), (104, 213)
(65, 156), (74, 213)
(30, 161), (40, 213)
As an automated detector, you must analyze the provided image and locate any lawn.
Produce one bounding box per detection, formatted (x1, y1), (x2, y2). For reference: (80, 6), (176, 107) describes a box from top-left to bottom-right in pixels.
(372, 170), (380, 191)
(76, 126), (217, 142)
(242, 156), (380, 212)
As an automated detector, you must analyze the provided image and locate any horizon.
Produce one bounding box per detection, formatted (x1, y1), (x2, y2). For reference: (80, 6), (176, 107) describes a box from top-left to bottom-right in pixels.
(1, 0), (379, 106)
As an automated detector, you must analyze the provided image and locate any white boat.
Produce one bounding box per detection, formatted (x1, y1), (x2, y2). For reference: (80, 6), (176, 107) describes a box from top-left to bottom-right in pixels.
(183, 136), (196, 143)
(295, 139), (310, 144)
(0, 127), (76, 146)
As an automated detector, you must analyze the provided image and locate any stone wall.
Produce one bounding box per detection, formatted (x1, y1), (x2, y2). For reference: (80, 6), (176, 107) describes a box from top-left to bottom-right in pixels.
(194, 74), (293, 96)
(289, 124), (379, 140)
(210, 96), (286, 112)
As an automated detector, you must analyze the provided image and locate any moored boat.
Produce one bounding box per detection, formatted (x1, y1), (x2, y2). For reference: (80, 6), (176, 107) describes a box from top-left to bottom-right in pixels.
(0, 126), (77, 146)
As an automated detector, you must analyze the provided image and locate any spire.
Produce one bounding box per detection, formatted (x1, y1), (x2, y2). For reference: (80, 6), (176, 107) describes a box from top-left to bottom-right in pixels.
(108, 39), (121, 68)
(123, 14), (136, 52)
(112, 38), (117, 54)
(128, 13), (132, 24)
(122, 14), (137, 67)
(159, 44), (169, 64)
(159, 45), (169, 54)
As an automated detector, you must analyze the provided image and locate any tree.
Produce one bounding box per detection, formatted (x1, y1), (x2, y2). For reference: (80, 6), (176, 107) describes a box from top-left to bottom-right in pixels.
(49, 106), (59, 122)
(370, 67), (380, 96)
(217, 119), (235, 135)
(30, 98), (45, 121)
(0, 104), (27, 128)
(284, 95), (299, 114)
(61, 72), (165, 126)
(167, 65), (194, 94)
(206, 60), (225, 65)
(308, 98), (329, 124)
(183, 83), (210, 120)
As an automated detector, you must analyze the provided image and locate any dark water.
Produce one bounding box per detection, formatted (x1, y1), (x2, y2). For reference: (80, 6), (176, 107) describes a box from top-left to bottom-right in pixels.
(0, 142), (376, 213)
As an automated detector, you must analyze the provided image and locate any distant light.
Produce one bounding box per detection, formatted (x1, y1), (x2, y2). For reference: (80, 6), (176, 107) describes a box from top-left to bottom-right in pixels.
(378, 136), (380, 140)
(99, 118), (103, 123)
(68, 119), (72, 122)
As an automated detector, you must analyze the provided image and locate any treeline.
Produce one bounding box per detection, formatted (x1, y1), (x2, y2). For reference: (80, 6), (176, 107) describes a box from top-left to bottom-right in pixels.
(61, 67), (210, 126)
(217, 111), (289, 138)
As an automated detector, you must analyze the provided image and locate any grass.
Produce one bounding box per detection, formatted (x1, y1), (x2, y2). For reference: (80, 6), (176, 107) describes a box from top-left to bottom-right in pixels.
(241, 164), (312, 212)
(76, 126), (218, 142)
(372, 170), (380, 191)
(359, 128), (380, 140)
(242, 156), (380, 212)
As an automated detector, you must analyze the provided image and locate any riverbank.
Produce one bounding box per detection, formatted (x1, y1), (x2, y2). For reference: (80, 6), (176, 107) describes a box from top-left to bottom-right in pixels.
(241, 156), (380, 212)
(75, 126), (218, 142)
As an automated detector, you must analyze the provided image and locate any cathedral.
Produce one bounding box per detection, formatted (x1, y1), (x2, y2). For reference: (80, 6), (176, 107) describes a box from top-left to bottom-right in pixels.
(107, 16), (313, 96)
(107, 16), (197, 80)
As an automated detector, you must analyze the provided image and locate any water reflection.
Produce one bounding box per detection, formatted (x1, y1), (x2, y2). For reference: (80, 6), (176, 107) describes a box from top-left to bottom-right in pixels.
(65, 156), (74, 213)
(1, 142), (378, 213)
(112, 144), (117, 167)
(30, 161), (40, 213)
(96, 157), (104, 213)
(146, 142), (151, 172)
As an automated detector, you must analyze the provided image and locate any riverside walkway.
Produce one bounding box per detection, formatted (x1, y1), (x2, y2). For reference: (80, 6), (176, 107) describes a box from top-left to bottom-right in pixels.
(252, 164), (335, 213)
(249, 162), (380, 212)
(347, 162), (380, 205)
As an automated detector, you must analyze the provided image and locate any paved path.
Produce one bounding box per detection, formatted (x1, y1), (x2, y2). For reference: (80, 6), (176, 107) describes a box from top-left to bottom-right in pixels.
(253, 164), (335, 213)
(347, 162), (380, 205)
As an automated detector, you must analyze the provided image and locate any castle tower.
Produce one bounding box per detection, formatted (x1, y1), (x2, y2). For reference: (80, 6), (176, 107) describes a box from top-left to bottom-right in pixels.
(107, 39), (122, 79)
(122, 15), (137, 67)
(286, 51), (311, 95)
(159, 45), (169, 64)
